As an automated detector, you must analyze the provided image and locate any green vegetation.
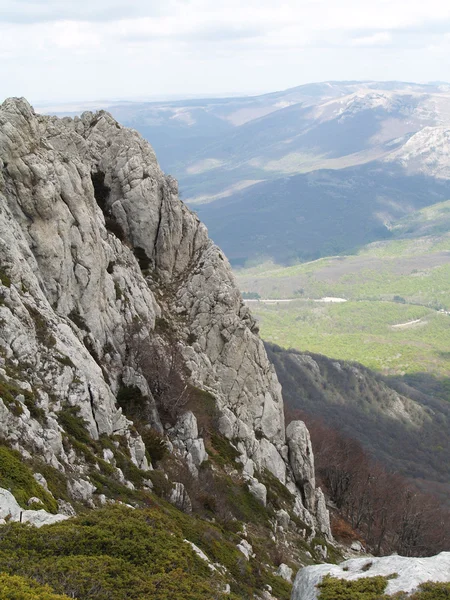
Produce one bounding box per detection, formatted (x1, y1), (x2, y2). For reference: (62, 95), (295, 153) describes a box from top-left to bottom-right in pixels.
(236, 228), (450, 377)
(0, 444), (57, 513)
(0, 502), (294, 600)
(57, 405), (91, 445)
(209, 432), (241, 469)
(0, 504), (221, 600)
(116, 384), (146, 420)
(317, 574), (388, 599)
(250, 299), (450, 376)
(260, 468), (295, 511)
(317, 576), (450, 600)
(0, 573), (71, 600)
(140, 428), (168, 466)
(267, 343), (450, 506)
(30, 462), (70, 503)
(56, 404), (156, 503)
(0, 265), (11, 287)
(0, 366), (47, 425)
(0, 375), (25, 416)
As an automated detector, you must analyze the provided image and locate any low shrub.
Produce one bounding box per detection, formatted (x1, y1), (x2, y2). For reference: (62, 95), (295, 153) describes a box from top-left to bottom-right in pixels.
(0, 504), (224, 600)
(57, 406), (90, 445)
(317, 576), (450, 600)
(0, 573), (70, 599)
(209, 433), (241, 469)
(139, 428), (168, 466)
(0, 444), (57, 513)
(317, 574), (388, 600)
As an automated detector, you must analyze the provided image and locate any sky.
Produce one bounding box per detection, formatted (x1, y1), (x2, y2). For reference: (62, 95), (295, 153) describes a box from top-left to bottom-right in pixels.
(2, 0), (450, 104)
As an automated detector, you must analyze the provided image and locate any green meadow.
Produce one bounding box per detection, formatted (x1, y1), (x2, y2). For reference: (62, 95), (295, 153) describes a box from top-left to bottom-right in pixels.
(236, 208), (450, 377)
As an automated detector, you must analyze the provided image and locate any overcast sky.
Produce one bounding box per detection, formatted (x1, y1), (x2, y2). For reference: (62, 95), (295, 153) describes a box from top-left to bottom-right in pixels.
(2, 0), (450, 104)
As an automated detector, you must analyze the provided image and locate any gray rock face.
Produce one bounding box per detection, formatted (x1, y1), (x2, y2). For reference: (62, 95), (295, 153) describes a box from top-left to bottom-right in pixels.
(314, 488), (332, 541)
(171, 411), (207, 476)
(0, 98), (329, 537)
(291, 552), (450, 600)
(169, 482), (192, 513)
(286, 421), (316, 510)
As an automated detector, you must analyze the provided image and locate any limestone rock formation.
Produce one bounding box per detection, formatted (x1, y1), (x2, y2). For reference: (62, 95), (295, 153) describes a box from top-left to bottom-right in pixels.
(0, 97), (329, 537)
(0, 488), (68, 527)
(291, 552), (450, 600)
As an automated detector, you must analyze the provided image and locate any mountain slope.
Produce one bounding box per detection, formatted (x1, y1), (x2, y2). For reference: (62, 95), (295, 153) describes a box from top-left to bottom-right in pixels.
(236, 207), (450, 377)
(265, 343), (450, 504)
(196, 163), (450, 265)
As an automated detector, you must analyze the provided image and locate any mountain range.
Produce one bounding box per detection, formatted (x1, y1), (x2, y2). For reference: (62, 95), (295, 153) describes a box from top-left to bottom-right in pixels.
(53, 81), (450, 265)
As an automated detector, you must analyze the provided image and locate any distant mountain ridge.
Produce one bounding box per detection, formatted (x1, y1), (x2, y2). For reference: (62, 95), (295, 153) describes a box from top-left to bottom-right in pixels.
(62, 80), (450, 265)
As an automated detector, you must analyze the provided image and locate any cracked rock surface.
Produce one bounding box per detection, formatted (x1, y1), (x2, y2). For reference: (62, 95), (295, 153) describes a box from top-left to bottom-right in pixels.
(0, 97), (329, 535)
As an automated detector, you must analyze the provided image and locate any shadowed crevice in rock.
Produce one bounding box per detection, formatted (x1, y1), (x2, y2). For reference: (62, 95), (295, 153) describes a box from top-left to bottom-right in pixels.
(91, 170), (126, 241)
(91, 170), (110, 213)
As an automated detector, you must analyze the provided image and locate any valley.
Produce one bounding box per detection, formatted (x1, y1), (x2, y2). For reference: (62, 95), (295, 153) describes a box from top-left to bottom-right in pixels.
(5, 0), (450, 592)
(236, 203), (450, 378)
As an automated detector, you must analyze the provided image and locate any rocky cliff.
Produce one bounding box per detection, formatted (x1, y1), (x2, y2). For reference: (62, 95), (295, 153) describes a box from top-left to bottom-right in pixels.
(0, 97), (330, 545)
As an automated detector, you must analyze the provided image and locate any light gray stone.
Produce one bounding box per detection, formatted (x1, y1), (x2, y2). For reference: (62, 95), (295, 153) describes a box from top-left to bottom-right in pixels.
(169, 482), (192, 513)
(315, 488), (332, 541)
(184, 540), (216, 571)
(237, 539), (254, 560)
(254, 438), (287, 484)
(247, 478), (267, 506)
(286, 420), (316, 510)
(187, 438), (208, 467)
(174, 411), (198, 441)
(292, 553), (450, 600)
(275, 509), (291, 530)
(0, 487), (68, 527)
(275, 563), (293, 582)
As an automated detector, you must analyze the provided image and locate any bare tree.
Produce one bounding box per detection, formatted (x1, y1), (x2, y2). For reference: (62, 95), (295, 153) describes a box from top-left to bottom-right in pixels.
(126, 321), (192, 420)
(299, 410), (450, 556)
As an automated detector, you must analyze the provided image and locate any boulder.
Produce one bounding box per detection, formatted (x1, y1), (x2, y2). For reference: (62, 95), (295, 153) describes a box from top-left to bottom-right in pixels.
(169, 482), (192, 513)
(291, 552), (450, 600)
(0, 487), (68, 527)
(247, 478), (267, 506)
(275, 563), (293, 582)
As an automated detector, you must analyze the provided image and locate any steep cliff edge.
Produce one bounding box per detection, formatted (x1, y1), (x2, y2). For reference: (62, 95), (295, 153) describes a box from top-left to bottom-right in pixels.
(0, 97), (330, 550)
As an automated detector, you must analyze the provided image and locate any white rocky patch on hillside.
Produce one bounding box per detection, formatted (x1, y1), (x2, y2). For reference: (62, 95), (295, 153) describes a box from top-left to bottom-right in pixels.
(385, 126), (450, 178)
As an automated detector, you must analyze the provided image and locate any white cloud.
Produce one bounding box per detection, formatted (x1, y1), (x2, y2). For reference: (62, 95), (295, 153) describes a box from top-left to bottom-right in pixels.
(351, 32), (393, 47)
(1, 0), (450, 102)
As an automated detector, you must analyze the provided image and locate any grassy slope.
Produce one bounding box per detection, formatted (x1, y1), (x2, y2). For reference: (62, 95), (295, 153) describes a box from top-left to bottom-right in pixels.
(236, 204), (450, 377)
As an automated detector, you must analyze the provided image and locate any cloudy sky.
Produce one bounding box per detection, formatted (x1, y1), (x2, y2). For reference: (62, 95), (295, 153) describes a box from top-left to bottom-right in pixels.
(2, 0), (450, 104)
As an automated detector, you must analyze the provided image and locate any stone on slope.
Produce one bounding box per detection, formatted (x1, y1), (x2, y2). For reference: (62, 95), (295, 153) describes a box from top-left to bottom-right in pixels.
(0, 487), (68, 527)
(291, 552), (450, 600)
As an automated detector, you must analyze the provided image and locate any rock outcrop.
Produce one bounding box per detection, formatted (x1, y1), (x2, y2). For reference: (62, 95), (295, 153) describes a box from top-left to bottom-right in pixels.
(291, 552), (450, 600)
(0, 487), (68, 527)
(0, 97), (329, 537)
